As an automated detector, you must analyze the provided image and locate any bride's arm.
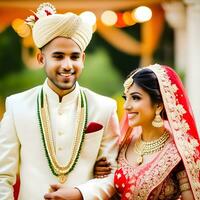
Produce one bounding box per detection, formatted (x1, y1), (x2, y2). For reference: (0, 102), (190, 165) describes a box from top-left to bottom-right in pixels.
(177, 170), (194, 200)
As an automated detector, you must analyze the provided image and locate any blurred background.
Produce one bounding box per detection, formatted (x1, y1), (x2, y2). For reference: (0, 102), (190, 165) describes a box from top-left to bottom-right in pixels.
(0, 0), (200, 131)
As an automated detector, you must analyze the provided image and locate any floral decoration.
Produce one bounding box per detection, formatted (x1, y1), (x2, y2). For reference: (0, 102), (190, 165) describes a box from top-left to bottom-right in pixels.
(25, 2), (56, 28)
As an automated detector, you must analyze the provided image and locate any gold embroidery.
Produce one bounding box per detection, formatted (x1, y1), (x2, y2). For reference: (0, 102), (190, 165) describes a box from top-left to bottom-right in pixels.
(118, 138), (181, 199)
(135, 141), (181, 199)
(148, 64), (200, 199)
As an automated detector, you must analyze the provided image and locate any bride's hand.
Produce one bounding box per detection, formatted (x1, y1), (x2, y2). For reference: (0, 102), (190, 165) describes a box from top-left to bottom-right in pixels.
(94, 157), (112, 178)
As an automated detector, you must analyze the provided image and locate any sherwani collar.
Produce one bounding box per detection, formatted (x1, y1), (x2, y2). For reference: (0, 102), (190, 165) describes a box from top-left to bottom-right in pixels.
(43, 79), (80, 105)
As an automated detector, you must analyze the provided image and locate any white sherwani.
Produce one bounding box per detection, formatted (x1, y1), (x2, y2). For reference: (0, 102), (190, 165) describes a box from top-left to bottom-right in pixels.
(0, 81), (120, 200)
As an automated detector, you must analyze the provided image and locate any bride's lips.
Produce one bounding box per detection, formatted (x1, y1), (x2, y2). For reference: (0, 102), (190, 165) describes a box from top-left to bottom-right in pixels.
(127, 112), (137, 119)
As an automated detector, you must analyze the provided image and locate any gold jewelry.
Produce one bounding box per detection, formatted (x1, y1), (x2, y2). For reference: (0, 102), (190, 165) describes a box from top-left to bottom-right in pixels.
(152, 110), (164, 128)
(180, 182), (191, 192)
(123, 68), (143, 93)
(134, 130), (170, 165)
(37, 88), (88, 183)
(123, 77), (133, 93)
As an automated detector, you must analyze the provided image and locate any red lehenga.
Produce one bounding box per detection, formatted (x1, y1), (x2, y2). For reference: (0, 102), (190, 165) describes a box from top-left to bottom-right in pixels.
(114, 65), (200, 200)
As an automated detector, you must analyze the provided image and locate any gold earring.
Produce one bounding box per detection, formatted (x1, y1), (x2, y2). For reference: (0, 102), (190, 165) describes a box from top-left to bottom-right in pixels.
(152, 110), (164, 128)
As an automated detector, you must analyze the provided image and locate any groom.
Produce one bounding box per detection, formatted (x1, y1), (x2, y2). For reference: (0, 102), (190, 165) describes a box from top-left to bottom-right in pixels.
(0, 3), (120, 200)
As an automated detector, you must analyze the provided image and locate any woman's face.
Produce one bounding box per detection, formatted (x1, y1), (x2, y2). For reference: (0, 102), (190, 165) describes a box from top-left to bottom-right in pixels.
(123, 83), (157, 128)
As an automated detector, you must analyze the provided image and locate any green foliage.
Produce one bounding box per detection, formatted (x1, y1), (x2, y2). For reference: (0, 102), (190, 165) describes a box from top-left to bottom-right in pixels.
(0, 26), (24, 78)
(87, 31), (140, 78)
(79, 48), (124, 97)
(0, 68), (45, 99)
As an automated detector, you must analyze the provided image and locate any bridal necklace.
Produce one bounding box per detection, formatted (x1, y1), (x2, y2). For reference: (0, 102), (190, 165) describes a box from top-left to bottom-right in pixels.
(134, 130), (170, 165)
(37, 87), (88, 183)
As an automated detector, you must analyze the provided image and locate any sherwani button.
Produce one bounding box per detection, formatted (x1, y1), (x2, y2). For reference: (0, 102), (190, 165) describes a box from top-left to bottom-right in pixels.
(58, 147), (63, 151)
(58, 132), (63, 136)
(58, 110), (63, 115)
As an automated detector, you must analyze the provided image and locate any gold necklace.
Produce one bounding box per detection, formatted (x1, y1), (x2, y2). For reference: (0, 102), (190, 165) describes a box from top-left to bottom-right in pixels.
(37, 88), (88, 183)
(134, 130), (170, 165)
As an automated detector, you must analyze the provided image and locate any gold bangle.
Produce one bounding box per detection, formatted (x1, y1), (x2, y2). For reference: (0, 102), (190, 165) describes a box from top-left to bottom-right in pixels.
(180, 182), (191, 192)
(177, 170), (187, 180)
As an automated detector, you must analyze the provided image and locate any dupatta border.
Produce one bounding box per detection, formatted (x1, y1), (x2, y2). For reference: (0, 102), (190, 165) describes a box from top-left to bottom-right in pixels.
(148, 64), (200, 200)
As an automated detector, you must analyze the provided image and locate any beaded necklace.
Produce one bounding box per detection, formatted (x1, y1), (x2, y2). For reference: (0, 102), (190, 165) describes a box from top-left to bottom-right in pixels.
(134, 130), (170, 165)
(37, 87), (88, 183)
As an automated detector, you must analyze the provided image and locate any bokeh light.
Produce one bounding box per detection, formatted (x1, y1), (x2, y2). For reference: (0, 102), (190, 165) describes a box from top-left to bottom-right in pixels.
(101, 10), (117, 26)
(123, 11), (136, 26)
(132, 6), (152, 23)
(79, 11), (96, 26)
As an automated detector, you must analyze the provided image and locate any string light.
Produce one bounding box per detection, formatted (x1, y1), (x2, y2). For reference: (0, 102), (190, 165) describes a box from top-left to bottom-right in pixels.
(79, 11), (96, 26)
(132, 6), (152, 23)
(101, 10), (117, 26)
(115, 12), (126, 28)
(12, 6), (152, 36)
(123, 11), (136, 26)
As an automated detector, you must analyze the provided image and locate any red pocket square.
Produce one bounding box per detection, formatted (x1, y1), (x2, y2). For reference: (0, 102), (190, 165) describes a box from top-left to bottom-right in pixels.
(85, 122), (103, 133)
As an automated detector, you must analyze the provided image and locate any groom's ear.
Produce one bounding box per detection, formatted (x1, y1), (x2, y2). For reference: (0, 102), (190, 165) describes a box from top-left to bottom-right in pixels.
(37, 51), (45, 65)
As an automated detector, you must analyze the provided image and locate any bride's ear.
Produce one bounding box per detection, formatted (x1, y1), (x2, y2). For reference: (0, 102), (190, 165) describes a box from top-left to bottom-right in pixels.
(155, 103), (164, 114)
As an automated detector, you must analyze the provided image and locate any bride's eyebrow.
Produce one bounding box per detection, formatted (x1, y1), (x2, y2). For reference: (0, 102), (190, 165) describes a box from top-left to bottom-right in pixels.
(128, 92), (142, 96)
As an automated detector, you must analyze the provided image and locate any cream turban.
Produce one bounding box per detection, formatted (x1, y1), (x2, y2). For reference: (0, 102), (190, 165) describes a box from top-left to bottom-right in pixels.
(32, 13), (93, 51)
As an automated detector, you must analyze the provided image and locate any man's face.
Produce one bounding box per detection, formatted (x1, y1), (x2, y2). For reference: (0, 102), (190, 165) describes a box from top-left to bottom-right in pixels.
(37, 37), (85, 96)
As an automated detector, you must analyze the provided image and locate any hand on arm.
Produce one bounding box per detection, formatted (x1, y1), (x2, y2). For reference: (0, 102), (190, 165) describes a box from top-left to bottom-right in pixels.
(44, 184), (83, 200)
(94, 157), (112, 178)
